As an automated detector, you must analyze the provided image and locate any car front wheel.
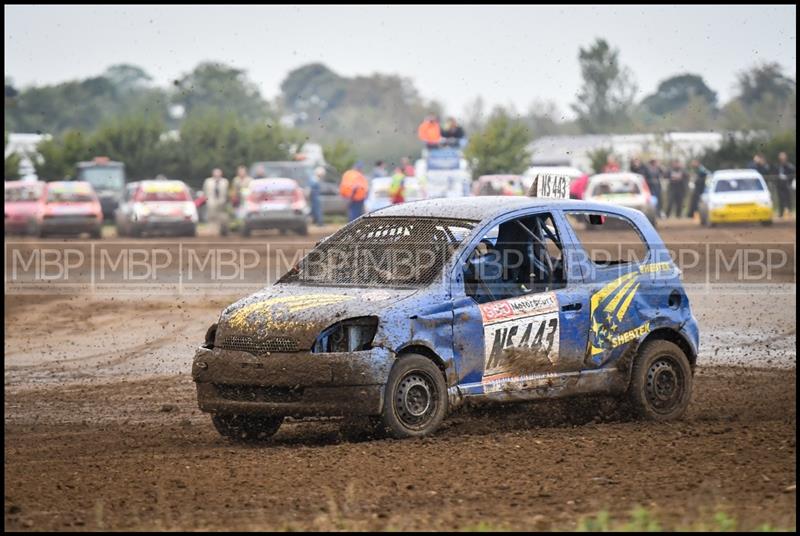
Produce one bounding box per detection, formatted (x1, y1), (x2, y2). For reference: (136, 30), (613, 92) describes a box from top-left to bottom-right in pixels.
(211, 414), (284, 442)
(378, 354), (448, 439)
(628, 339), (692, 421)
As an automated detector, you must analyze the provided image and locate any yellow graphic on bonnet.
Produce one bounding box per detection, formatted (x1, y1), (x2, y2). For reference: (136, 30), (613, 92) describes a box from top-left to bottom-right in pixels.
(227, 294), (353, 331)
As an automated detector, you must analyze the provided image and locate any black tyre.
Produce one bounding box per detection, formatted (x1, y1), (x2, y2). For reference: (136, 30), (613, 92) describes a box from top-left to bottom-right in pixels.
(761, 219), (773, 226)
(628, 340), (692, 421)
(295, 223), (309, 236)
(240, 225), (251, 237)
(90, 227), (102, 239)
(211, 414), (284, 442)
(378, 354), (448, 439)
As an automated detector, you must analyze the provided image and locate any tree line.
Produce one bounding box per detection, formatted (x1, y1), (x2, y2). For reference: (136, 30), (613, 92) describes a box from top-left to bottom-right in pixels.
(4, 38), (796, 182)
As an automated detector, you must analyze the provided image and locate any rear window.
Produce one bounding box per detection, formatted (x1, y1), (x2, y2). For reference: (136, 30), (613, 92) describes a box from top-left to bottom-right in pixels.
(590, 180), (641, 196)
(47, 184), (95, 203)
(280, 216), (477, 288)
(714, 178), (764, 193)
(565, 211), (649, 266)
(136, 183), (190, 202)
(5, 184), (42, 202)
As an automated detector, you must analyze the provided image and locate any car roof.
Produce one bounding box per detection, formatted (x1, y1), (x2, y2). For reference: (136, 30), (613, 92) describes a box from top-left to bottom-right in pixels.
(48, 181), (93, 188)
(712, 169), (764, 180)
(139, 179), (187, 187)
(368, 196), (644, 222)
(252, 177), (298, 186)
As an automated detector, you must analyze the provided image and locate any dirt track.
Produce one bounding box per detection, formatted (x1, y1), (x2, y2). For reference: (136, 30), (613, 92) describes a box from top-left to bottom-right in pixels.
(4, 220), (797, 531)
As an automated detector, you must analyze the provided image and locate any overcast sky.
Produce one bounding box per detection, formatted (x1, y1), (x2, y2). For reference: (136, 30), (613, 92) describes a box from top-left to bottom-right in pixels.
(4, 5), (797, 118)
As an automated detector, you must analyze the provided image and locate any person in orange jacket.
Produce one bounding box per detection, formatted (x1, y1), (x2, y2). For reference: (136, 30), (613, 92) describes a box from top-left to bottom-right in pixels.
(417, 114), (442, 147)
(340, 161), (370, 221)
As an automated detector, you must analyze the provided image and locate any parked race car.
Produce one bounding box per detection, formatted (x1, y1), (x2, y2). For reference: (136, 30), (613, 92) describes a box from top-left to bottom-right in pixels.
(237, 178), (310, 236)
(583, 172), (658, 225)
(115, 180), (198, 237)
(472, 175), (524, 196)
(40, 181), (103, 238)
(5, 180), (46, 236)
(250, 161), (347, 216)
(193, 180), (698, 440)
(698, 169), (773, 226)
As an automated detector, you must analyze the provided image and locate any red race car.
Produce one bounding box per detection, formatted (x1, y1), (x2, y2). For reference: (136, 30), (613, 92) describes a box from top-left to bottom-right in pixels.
(40, 181), (103, 238)
(5, 180), (46, 236)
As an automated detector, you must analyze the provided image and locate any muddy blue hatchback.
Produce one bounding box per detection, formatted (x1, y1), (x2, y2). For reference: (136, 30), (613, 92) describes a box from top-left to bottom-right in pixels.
(193, 194), (699, 440)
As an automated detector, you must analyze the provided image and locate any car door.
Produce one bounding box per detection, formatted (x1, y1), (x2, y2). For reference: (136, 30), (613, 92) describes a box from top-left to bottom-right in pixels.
(451, 209), (591, 398)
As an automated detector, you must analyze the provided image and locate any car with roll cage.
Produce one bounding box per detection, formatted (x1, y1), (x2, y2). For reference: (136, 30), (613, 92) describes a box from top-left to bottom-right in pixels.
(193, 184), (699, 441)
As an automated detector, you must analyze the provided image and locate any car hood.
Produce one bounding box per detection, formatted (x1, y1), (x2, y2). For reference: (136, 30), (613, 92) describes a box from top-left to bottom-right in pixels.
(215, 284), (420, 350)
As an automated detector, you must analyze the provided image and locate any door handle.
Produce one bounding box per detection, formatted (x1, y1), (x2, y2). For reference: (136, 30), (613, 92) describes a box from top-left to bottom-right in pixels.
(561, 302), (582, 312)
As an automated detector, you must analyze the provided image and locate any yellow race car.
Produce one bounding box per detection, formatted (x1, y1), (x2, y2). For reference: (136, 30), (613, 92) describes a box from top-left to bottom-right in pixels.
(699, 169), (773, 226)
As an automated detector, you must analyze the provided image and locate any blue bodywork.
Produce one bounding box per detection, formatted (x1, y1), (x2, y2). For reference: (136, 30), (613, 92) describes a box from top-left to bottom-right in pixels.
(193, 197), (699, 416)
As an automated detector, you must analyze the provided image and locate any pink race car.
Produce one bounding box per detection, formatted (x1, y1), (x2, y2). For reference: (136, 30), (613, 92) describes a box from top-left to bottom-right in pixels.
(40, 181), (103, 238)
(5, 180), (46, 236)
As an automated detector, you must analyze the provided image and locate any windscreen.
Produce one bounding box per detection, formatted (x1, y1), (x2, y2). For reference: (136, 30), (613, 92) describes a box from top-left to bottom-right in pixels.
(590, 179), (641, 196)
(280, 216), (477, 288)
(78, 166), (125, 191)
(714, 178), (764, 193)
(47, 184), (95, 203)
(137, 182), (190, 202)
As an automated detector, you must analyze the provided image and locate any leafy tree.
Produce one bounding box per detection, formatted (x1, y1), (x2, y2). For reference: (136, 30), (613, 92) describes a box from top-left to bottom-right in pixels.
(34, 130), (93, 181)
(736, 62), (795, 107)
(103, 64), (153, 93)
(323, 140), (357, 174)
(173, 62), (269, 120)
(641, 74), (717, 117)
(464, 108), (532, 179)
(90, 114), (168, 180)
(586, 146), (614, 174)
(5, 132), (21, 180)
(571, 39), (637, 133)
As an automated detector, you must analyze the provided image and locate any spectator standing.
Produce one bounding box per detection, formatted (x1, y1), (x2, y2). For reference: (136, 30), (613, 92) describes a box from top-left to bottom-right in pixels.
(340, 161), (369, 222)
(203, 168), (230, 236)
(372, 160), (388, 179)
(417, 115), (442, 147)
(775, 152), (796, 217)
(603, 154), (620, 173)
(309, 166), (325, 226)
(687, 159), (710, 218)
(389, 168), (406, 204)
(646, 158), (664, 212)
(231, 165), (253, 208)
(440, 117), (466, 148)
(665, 160), (689, 218)
(401, 156), (416, 177)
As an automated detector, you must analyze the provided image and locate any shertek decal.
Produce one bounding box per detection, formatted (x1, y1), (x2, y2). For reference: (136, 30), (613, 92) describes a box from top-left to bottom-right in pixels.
(587, 263), (671, 361)
(479, 293), (560, 389)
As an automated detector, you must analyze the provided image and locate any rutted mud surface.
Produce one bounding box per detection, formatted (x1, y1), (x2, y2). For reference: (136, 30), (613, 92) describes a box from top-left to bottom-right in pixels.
(4, 221), (797, 530)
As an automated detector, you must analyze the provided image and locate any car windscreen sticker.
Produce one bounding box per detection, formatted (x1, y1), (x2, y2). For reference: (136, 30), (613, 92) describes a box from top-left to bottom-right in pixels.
(479, 292), (560, 393)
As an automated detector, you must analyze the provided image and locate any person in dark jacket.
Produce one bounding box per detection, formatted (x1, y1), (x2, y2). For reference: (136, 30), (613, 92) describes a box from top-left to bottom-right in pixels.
(665, 159), (689, 218)
(440, 117), (465, 147)
(687, 159), (710, 218)
(646, 158), (664, 213)
(775, 152), (796, 217)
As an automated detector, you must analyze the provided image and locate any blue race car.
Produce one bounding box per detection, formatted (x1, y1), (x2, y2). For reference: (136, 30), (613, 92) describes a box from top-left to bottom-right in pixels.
(193, 195), (699, 440)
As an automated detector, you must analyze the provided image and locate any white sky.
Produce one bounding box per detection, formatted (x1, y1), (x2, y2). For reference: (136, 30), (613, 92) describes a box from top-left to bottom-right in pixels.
(4, 5), (797, 118)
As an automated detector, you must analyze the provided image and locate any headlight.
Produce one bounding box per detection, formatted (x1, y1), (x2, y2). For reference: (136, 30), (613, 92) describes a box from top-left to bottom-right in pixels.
(313, 317), (379, 353)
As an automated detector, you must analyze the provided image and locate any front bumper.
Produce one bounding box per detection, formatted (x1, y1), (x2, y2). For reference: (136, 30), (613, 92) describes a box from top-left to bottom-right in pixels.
(4, 218), (38, 235)
(40, 217), (100, 235)
(709, 204), (772, 223)
(192, 346), (394, 417)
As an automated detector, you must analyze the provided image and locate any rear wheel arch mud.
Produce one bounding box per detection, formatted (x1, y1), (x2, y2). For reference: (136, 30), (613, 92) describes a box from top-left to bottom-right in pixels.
(639, 328), (697, 369)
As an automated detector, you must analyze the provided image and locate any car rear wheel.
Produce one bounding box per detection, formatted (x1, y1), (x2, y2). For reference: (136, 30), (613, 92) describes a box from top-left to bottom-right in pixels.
(627, 340), (692, 421)
(295, 223), (309, 236)
(211, 414), (284, 442)
(378, 354), (448, 439)
(240, 224), (251, 237)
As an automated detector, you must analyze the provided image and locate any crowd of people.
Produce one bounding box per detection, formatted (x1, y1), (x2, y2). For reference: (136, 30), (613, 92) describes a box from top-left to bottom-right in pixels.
(609, 151), (796, 219)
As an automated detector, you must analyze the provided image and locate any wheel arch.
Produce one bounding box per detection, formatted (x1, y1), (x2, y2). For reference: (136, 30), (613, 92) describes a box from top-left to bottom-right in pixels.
(395, 343), (450, 383)
(640, 327), (697, 369)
